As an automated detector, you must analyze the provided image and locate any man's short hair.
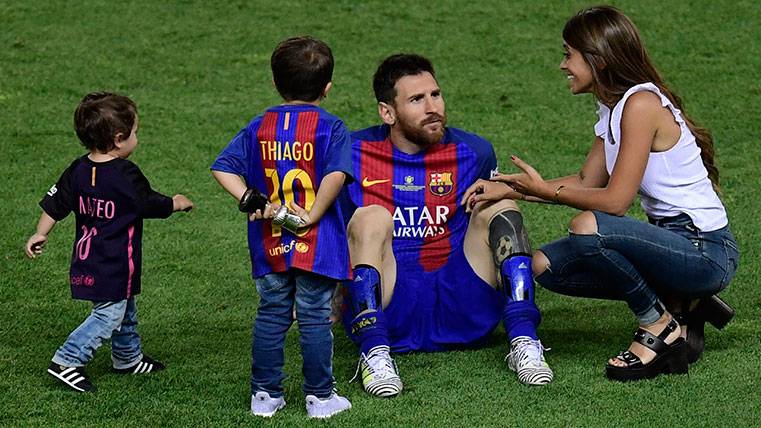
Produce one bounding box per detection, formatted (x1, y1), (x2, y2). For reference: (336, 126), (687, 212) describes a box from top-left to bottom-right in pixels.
(74, 92), (137, 153)
(271, 36), (334, 102)
(373, 54), (436, 104)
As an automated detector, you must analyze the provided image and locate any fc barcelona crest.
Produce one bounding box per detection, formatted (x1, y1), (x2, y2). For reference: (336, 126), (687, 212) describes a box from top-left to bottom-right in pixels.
(429, 172), (453, 196)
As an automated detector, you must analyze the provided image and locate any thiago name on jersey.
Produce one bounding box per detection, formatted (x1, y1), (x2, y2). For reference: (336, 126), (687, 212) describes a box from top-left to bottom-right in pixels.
(392, 205), (449, 238)
(259, 139), (314, 161)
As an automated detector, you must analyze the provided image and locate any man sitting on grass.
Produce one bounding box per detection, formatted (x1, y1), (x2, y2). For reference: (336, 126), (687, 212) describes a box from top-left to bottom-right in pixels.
(339, 54), (554, 397)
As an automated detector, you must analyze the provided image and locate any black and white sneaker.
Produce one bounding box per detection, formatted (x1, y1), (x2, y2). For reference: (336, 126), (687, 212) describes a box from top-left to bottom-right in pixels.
(47, 361), (95, 392)
(114, 355), (165, 374)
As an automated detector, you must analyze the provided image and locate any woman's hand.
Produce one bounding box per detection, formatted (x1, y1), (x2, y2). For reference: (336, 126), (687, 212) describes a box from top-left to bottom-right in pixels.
(493, 156), (555, 201)
(461, 179), (524, 212)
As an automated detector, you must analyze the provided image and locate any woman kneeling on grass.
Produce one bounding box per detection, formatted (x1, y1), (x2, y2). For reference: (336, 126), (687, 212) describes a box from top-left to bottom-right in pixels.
(463, 5), (738, 381)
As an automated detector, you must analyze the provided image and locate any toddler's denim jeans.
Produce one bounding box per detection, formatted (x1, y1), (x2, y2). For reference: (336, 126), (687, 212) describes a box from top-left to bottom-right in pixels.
(52, 297), (143, 369)
(251, 271), (336, 399)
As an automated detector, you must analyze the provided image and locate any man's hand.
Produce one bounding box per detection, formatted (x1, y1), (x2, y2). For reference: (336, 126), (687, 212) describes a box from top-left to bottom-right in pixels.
(461, 179), (523, 213)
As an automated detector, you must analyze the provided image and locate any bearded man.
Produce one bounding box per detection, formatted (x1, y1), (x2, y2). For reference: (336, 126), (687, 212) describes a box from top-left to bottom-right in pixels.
(338, 54), (554, 396)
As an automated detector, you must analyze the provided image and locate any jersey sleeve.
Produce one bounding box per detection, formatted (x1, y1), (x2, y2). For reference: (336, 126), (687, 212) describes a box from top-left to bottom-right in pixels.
(477, 137), (498, 180)
(210, 128), (249, 176)
(336, 187), (358, 226)
(323, 120), (354, 183)
(39, 161), (77, 221)
(124, 163), (174, 219)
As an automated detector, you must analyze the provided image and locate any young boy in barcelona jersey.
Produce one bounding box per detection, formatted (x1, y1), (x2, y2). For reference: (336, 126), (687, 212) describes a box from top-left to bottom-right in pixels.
(25, 92), (194, 393)
(338, 54), (554, 398)
(211, 36), (354, 418)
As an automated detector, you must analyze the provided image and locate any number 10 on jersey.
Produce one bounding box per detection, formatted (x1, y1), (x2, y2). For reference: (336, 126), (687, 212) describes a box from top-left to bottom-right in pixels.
(264, 167), (315, 237)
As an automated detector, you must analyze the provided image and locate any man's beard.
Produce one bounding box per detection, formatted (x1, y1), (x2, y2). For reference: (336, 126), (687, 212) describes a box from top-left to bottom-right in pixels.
(398, 112), (447, 147)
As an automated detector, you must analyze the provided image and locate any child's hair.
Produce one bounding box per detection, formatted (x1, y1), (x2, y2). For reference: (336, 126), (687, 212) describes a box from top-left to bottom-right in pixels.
(563, 5), (719, 190)
(271, 36), (333, 102)
(74, 92), (138, 153)
(373, 54), (436, 104)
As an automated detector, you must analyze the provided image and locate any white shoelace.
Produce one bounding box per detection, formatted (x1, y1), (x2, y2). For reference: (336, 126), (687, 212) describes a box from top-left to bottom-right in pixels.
(505, 338), (550, 365)
(350, 346), (394, 382)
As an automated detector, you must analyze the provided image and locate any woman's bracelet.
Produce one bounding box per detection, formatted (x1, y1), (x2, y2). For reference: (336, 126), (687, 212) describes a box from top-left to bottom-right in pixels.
(553, 185), (566, 204)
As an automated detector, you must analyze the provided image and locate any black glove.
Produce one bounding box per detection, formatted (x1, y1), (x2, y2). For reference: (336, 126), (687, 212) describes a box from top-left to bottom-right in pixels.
(239, 188), (269, 213)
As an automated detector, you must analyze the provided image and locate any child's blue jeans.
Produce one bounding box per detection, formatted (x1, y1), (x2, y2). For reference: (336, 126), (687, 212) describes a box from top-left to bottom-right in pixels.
(537, 211), (739, 324)
(52, 297), (143, 369)
(251, 271), (337, 399)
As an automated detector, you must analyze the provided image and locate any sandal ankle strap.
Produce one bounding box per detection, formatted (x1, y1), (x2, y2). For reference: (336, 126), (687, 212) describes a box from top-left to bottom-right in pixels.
(632, 318), (678, 354)
(672, 313), (688, 326)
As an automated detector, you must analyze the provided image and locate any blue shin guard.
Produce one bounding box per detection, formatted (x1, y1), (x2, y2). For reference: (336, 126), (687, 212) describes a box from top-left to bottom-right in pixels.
(502, 255), (534, 302)
(501, 255), (541, 340)
(346, 265), (389, 354)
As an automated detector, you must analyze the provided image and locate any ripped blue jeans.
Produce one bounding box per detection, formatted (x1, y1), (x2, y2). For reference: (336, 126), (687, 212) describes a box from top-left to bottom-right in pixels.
(536, 211), (739, 324)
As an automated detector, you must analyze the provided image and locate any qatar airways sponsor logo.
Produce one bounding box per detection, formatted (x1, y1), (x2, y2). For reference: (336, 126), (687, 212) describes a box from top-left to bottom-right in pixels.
(392, 205), (450, 238)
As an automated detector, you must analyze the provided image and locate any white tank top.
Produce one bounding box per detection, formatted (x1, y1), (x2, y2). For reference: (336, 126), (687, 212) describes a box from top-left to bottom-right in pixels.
(594, 82), (727, 231)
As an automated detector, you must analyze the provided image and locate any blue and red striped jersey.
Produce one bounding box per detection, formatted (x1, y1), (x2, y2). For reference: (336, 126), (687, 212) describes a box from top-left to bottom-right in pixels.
(345, 125), (497, 272)
(212, 104), (353, 280)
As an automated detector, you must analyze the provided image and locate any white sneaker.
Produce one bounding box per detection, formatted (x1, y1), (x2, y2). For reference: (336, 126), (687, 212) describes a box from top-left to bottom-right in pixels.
(305, 392), (352, 419)
(351, 345), (403, 397)
(506, 336), (554, 385)
(251, 391), (285, 417)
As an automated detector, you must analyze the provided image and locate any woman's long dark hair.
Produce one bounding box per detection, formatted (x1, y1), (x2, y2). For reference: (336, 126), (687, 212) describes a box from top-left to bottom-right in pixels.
(563, 5), (719, 190)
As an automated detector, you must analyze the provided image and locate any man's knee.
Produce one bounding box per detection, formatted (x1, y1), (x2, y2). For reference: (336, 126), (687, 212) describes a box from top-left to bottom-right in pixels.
(487, 206), (531, 267)
(471, 199), (520, 231)
(348, 206), (393, 243)
(569, 211), (598, 235)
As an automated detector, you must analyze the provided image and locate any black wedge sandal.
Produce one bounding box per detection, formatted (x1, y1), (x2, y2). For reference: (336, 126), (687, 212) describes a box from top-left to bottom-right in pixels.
(673, 310), (704, 365)
(606, 318), (689, 381)
(694, 295), (735, 330)
(677, 295), (735, 364)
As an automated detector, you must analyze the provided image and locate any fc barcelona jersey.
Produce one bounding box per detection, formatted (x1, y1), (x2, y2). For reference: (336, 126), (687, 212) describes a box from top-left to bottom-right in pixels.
(39, 156), (174, 302)
(345, 125), (497, 271)
(211, 104), (354, 280)
(343, 125), (502, 351)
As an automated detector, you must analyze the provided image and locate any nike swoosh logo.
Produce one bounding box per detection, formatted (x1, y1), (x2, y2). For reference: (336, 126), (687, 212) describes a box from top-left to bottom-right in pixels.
(362, 177), (390, 187)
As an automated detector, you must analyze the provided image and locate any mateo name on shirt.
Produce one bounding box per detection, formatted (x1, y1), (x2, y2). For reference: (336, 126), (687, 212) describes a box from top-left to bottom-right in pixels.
(259, 140), (314, 161)
(79, 195), (116, 219)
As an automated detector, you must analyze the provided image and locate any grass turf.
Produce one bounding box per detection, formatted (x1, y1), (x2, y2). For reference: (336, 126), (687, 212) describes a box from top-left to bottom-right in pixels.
(2, 0), (760, 426)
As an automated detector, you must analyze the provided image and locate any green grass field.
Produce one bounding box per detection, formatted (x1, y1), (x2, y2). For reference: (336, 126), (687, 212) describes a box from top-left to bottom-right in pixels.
(2, 0), (760, 426)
